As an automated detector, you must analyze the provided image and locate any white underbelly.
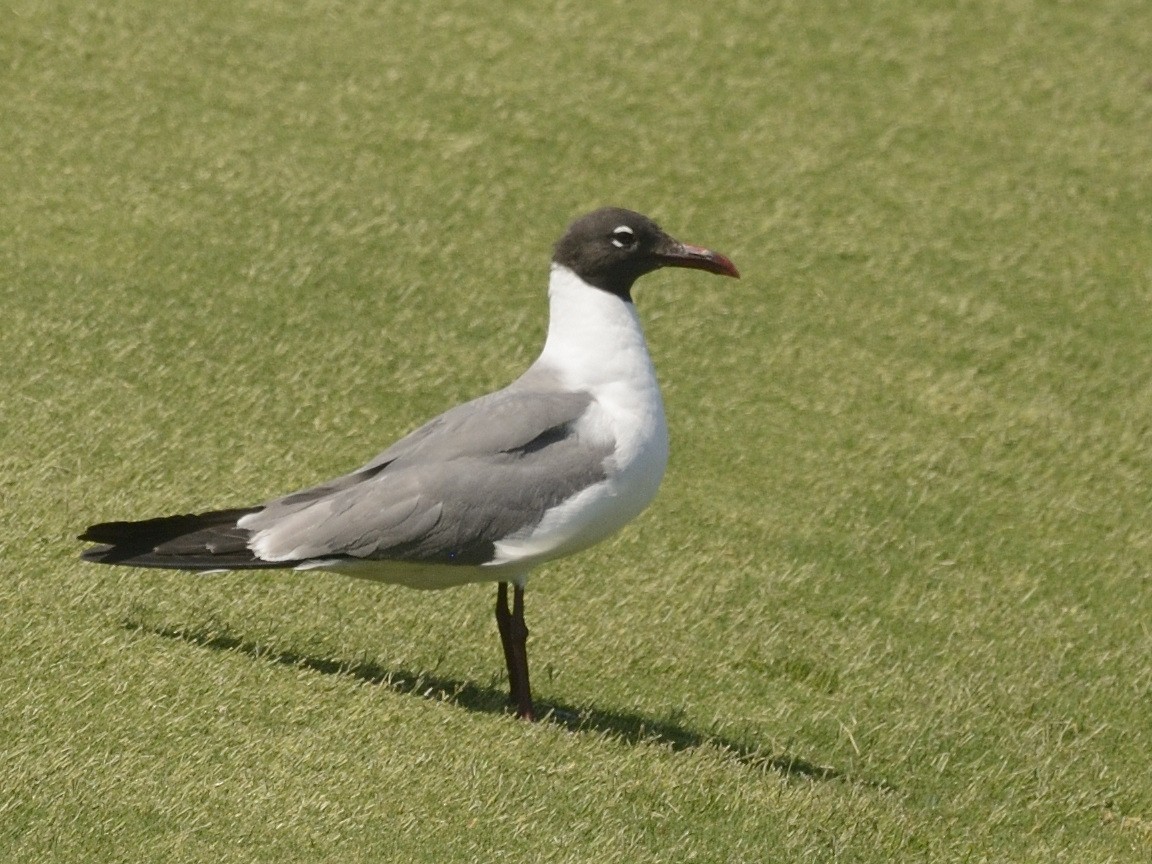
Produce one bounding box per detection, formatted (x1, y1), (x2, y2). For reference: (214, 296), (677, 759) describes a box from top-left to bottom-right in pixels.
(489, 400), (669, 568)
(302, 557), (525, 590)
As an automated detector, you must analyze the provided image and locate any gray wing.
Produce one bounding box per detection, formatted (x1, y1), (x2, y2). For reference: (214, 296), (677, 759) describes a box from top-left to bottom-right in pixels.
(239, 380), (611, 565)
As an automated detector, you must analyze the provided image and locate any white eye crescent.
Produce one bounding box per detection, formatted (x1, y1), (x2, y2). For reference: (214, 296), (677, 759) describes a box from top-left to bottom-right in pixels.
(610, 225), (636, 248)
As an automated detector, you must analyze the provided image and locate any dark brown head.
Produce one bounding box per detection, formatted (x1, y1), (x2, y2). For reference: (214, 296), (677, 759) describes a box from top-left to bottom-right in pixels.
(552, 207), (740, 301)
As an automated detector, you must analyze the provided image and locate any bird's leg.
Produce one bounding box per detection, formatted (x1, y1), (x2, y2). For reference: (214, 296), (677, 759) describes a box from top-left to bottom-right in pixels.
(495, 581), (535, 721)
(495, 582), (518, 700)
(510, 583), (535, 720)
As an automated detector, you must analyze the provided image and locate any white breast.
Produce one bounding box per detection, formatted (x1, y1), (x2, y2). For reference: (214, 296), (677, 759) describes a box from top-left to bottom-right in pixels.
(489, 265), (669, 567)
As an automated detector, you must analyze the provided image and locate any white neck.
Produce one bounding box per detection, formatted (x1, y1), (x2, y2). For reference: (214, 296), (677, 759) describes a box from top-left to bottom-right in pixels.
(534, 264), (656, 392)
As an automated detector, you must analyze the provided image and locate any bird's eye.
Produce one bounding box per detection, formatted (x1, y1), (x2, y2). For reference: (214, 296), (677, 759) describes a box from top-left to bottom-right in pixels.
(610, 225), (636, 249)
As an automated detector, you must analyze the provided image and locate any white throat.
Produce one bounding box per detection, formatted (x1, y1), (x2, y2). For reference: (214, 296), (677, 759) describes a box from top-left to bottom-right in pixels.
(536, 264), (657, 392)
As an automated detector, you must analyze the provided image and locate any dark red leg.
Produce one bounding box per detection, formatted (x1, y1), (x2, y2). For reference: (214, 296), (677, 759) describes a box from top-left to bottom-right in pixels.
(495, 581), (535, 721)
(495, 582), (517, 695)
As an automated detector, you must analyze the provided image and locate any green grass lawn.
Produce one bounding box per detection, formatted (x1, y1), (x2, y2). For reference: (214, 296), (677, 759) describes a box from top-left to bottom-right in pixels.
(2, 0), (1150, 860)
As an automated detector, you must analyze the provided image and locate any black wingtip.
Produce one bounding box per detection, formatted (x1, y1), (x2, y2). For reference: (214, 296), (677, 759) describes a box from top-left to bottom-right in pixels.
(79, 509), (259, 546)
(77, 507), (276, 571)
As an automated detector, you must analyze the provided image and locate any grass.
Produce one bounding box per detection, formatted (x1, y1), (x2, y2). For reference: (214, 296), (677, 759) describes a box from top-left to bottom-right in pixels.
(2, 0), (1150, 860)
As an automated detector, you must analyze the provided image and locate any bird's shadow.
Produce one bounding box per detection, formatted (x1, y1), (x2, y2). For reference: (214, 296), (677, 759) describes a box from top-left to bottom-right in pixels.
(122, 619), (891, 791)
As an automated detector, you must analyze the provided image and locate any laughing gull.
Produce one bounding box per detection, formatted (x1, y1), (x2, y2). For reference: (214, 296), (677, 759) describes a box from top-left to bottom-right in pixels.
(79, 207), (740, 720)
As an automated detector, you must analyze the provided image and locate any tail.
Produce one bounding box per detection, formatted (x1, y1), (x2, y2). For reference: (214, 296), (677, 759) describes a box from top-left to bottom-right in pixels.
(78, 507), (284, 571)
